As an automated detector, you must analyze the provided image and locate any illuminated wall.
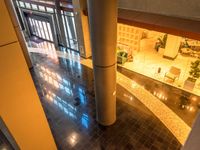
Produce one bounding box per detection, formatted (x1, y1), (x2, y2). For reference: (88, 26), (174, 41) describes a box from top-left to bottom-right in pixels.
(0, 1), (57, 149)
(117, 23), (143, 54)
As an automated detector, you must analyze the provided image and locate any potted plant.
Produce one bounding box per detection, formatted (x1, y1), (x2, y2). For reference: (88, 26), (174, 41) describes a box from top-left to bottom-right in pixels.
(155, 34), (168, 51)
(184, 59), (200, 90)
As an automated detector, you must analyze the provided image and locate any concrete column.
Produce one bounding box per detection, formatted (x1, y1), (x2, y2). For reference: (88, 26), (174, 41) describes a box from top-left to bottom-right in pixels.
(182, 112), (200, 150)
(72, 0), (92, 58)
(163, 34), (181, 59)
(4, 0), (32, 69)
(87, 0), (117, 125)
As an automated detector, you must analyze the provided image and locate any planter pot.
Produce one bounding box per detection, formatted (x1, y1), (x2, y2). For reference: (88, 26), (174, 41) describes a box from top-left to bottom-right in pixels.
(183, 77), (196, 91)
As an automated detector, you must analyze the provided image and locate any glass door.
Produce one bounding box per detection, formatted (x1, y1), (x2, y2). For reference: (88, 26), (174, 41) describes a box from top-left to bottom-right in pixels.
(27, 17), (54, 42)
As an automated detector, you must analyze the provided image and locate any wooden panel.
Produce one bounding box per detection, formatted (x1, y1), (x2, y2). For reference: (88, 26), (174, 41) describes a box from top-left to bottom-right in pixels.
(118, 9), (200, 41)
(0, 1), (17, 46)
(0, 42), (57, 150)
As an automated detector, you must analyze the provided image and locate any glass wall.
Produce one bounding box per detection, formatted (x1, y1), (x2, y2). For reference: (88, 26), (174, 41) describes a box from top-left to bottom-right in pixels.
(117, 23), (200, 96)
(16, 0), (79, 52)
(61, 10), (78, 51)
(28, 17), (53, 42)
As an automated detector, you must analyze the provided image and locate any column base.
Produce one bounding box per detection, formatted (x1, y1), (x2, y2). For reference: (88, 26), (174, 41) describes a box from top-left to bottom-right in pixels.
(93, 64), (116, 126)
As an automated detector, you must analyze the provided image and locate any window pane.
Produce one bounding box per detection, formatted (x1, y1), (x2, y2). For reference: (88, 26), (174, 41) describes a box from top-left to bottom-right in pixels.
(28, 18), (33, 27)
(32, 19), (38, 36)
(46, 7), (54, 13)
(62, 15), (69, 47)
(47, 23), (53, 41)
(34, 20), (40, 37)
(65, 16), (72, 40)
(16, 1), (19, 6)
(36, 20), (42, 38)
(38, 21), (45, 39)
(25, 2), (31, 9)
(38, 6), (45, 11)
(43, 22), (50, 40)
(19, 1), (25, 7)
(31, 4), (38, 10)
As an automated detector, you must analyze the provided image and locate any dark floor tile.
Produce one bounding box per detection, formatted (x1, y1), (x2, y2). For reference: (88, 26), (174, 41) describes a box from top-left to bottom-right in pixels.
(30, 53), (182, 150)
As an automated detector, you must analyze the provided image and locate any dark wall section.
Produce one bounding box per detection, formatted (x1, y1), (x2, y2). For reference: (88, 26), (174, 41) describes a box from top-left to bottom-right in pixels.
(118, 0), (200, 21)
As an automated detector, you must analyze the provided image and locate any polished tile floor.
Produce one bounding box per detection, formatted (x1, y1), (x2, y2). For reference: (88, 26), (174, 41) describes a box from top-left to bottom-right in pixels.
(30, 52), (181, 150)
(27, 41), (191, 144)
(117, 66), (200, 127)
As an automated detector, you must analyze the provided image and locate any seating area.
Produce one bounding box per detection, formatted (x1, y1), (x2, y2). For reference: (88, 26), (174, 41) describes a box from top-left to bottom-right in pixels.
(117, 51), (128, 64)
(164, 66), (181, 82)
(117, 42), (133, 64)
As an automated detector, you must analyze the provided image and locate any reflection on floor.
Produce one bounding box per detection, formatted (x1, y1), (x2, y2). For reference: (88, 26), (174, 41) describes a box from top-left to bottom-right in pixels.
(27, 40), (195, 145)
(121, 41), (200, 96)
(30, 53), (181, 150)
(118, 67), (200, 127)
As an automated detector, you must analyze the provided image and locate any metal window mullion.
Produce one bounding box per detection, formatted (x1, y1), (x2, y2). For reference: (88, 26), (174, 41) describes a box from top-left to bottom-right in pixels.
(32, 19), (39, 36)
(39, 21), (45, 39)
(30, 18), (36, 36)
(35, 20), (42, 38)
(62, 15), (69, 47)
(28, 18), (34, 34)
(39, 21), (46, 39)
(71, 15), (78, 42)
(42, 21), (49, 40)
(44, 22), (50, 41)
(33, 19), (39, 37)
(66, 16), (72, 40)
(47, 22), (53, 42)
(63, 14), (71, 48)
(37, 20), (43, 38)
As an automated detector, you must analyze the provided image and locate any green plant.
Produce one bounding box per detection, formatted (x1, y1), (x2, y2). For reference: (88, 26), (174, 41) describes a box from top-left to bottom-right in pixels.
(159, 34), (168, 48)
(189, 59), (200, 81)
(182, 38), (190, 48)
(155, 34), (168, 51)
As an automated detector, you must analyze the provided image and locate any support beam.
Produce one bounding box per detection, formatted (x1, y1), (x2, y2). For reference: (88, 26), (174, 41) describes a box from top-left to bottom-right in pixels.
(5, 0), (32, 69)
(87, 0), (117, 125)
(0, 1), (57, 149)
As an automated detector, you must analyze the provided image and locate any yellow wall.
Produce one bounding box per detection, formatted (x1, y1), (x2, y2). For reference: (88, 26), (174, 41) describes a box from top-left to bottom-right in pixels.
(0, 1), (57, 149)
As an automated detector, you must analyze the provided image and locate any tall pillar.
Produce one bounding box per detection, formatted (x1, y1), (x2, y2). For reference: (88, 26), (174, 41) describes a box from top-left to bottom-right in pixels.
(0, 0), (57, 149)
(5, 0), (32, 69)
(87, 0), (117, 125)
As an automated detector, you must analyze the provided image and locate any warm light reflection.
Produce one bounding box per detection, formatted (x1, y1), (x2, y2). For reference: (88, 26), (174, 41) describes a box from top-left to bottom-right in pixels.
(38, 65), (73, 96)
(191, 96), (197, 102)
(153, 91), (168, 101)
(32, 41), (58, 62)
(67, 132), (79, 147)
(46, 90), (77, 119)
(123, 93), (133, 101)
